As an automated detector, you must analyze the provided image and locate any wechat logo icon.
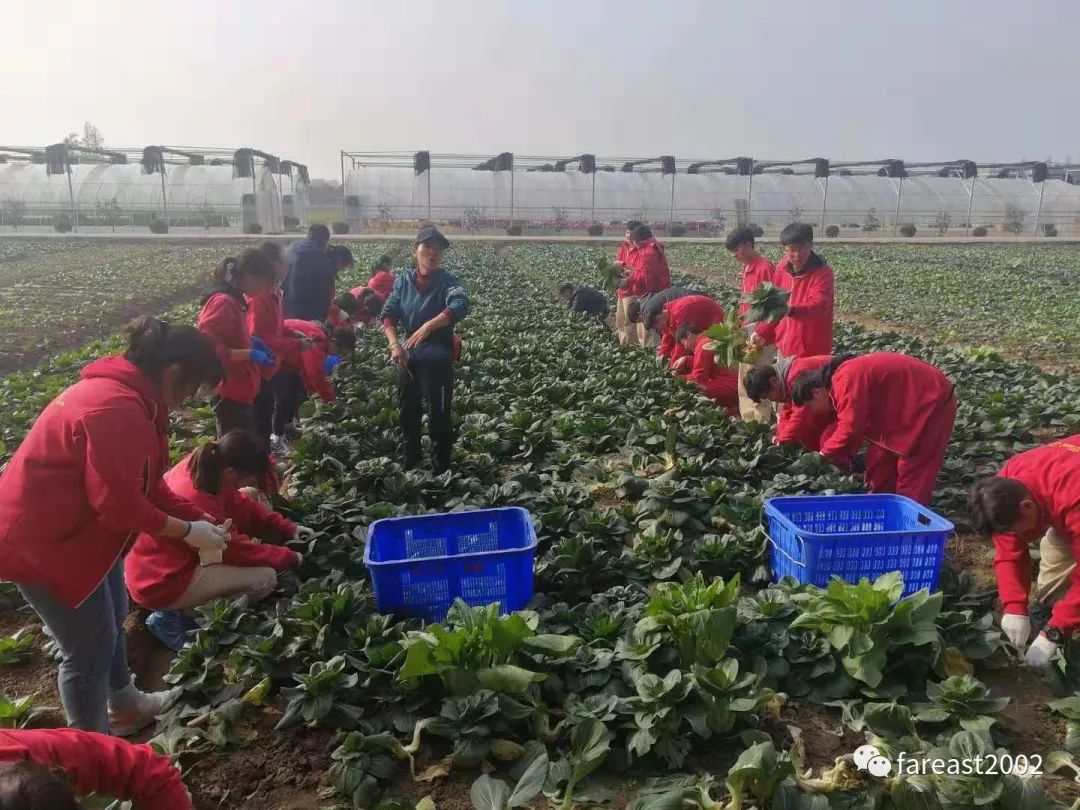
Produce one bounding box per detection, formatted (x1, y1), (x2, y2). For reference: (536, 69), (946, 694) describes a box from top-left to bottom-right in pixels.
(854, 744), (892, 778)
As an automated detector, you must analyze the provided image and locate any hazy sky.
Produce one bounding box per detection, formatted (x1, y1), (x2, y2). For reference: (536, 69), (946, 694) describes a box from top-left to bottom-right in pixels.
(4, 0), (1079, 179)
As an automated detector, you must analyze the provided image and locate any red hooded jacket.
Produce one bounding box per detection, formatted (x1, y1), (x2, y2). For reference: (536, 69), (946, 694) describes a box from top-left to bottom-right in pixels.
(818, 353), (955, 466)
(246, 288), (303, 379)
(126, 452), (298, 609)
(992, 436), (1080, 632)
(284, 319), (335, 402)
(774, 354), (835, 450)
(739, 255), (779, 320)
(658, 295), (726, 364)
(0, 357), (204, 608)
(623, 238), (672, 297)
(0, 729), (191, 809)
(686, 334), (738, 412)
(198, 290), (261, 404)
(368, 270), (396, 300)
(756, 254), (833, 357)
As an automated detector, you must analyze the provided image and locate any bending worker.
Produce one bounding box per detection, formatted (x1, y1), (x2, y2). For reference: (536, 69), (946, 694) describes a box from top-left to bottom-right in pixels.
(790, 352), (956, 505)
(382, 226), (470, 473)
(969, 435), (1080, 668)
(651, 294), (725, 368)
(742, 354), (836, 451)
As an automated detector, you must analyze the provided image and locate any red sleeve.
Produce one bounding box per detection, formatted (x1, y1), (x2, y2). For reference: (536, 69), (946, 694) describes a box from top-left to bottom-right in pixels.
(249, 296), (301, 356)
(1048, 510), (1080, 631)
(668, 342), (688, 371)
(818, 376), (868, 466)
(222, 532), (299, 571)
(993, 532), (1032, 616)
(640, 247), (670, 293)
(775, 404), (829, 451)
(657, 330), (676, 361)
(149, 478), (205, 523)
(225, 491), (296, 542)
(197, 296), (247, 376)
(300, 345), (335, 402)
(0, 729), (192, 809)
(687, 340), (716, 384)
(788, 268), (834, 319)
(755, 320), (779, 343)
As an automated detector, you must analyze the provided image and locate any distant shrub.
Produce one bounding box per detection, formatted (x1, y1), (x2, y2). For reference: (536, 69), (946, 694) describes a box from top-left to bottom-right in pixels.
(587, 223), (603, 236)
(669, 224), (687, 237)
(972, 226), (988, 237)
(332, 221), (350, 235)
(244, 222), (263, 234)
(824, 225), (840, 238)
(1043, 224), (1058, 237)
(283, 215), (300, 230)
(506, 225), (523, 236)
(899, 224), (917, 237)
(53, 213), (73, 233)
(749, 224), (764, 237)
(149, 219), (169, 234)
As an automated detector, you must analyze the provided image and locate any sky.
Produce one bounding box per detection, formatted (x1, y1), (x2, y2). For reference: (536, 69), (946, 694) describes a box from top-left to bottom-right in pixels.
(4, 0), (1080, 179)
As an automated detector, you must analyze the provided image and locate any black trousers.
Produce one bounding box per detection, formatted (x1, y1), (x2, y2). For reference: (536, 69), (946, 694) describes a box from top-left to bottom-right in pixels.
(398, 357), (454, 472)
(212, 396), (255, 438)
(253, 378), (275, 445)
(272, 371), (306, 437)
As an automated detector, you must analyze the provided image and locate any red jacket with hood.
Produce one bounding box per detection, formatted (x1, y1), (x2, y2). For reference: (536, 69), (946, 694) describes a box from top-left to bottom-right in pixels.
(992, 436), (1080, 632)
(624, 238), (671, 297)
(0, 729), (191, 809)
(246, 288), (303, 379)
(756, 253), (833, 357)
(284, 318), (335, 402)
(657, 295), (725, 364)
(818, 353), (955, 467)
(686, 334), (738, 411)
(774, 354), (835, 450)
(126, 452), (299, 609)
(0, 357), (204, 608)
(198, 289), (261, 404)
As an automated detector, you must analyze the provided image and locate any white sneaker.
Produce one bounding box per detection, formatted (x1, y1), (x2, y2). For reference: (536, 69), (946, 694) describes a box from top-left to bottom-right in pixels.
(108, 681), (184, 737)
(270, 434), (292, 458)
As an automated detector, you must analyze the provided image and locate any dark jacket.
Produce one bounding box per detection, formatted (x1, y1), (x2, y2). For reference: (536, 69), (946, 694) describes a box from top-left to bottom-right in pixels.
(641, 286), (708, 330)
(282, 239), (335, 320)
(381, 267), (470, 363)
(567, 285), (609, 317)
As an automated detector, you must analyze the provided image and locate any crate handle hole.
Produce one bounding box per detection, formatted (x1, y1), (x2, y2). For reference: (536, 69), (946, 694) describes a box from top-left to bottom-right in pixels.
(917, 513), (931, 526)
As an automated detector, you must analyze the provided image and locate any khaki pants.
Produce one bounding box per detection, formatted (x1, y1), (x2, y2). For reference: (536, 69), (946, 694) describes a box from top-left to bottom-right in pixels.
(167, 564), (278, 611)
(615, 296), (642, 347)
(1035, 529), (1075, 603)
(737, 344), (777, 423)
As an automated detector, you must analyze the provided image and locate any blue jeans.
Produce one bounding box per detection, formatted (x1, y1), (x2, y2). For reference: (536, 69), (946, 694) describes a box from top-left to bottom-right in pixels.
(18, 560), (130, 734)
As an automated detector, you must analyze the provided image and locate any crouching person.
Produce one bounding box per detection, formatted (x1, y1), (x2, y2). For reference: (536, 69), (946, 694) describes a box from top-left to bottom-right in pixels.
(126, 431), (311, 651)
(674, 325), (738, 415)
(558, 282), (609, 320)
(968, 435), (1080, 668)
(742, 354), (837, 450)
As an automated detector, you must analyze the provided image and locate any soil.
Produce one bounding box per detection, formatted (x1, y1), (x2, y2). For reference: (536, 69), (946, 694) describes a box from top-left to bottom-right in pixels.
(0, 606), (64, 729)
(947, 533), (998, 588)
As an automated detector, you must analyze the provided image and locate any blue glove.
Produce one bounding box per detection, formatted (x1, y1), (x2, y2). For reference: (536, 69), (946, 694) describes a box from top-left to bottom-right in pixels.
(251, 336), (271, 354)
(324, 354), (341, 375)
(251, 348), (275, 368)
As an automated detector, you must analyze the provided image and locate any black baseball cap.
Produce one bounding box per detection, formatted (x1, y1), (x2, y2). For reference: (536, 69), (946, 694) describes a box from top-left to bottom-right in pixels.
(415, 225), (450, 249)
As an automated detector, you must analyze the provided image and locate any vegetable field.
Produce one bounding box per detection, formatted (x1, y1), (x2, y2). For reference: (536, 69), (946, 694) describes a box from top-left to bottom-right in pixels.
(0, 240), (1079, 808)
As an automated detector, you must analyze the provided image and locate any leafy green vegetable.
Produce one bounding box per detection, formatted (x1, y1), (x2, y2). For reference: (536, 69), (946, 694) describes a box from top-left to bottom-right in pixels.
(741, 281), (790, 324)
(0, 629), (36, 666)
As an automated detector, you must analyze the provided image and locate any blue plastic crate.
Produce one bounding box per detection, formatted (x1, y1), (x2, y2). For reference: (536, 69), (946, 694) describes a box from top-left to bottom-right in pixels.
(363, 507), (538, 623)
(763, 494), (953, 596)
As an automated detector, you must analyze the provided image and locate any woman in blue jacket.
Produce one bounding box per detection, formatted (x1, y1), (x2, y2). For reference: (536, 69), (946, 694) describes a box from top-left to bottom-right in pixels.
(381, 227), (470, 473)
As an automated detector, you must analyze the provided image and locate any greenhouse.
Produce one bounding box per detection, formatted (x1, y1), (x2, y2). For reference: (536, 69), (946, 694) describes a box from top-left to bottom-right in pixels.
(341, 152), (1080, 235)
(0, 143), (311, 233)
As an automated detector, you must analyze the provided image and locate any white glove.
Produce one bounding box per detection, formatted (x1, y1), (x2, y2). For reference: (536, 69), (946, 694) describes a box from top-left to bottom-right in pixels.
(183, 520), (228, 551)
(293, 525), (315, 542)
(1000, 613), (1032, 650)
(1025, 634), (1060, 668)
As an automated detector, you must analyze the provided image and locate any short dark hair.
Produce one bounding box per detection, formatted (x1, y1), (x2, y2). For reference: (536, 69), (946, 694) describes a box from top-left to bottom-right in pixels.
(334, 292), (359, 316)
(188, 430), (270, 495)
(630, 224), (653, 242)
(725, 227), (756, 251)
(969, 477), (1031, 537)
(357, 288), (382, 317)
(259, 241), (284, 263)
(625, 220), (643, 232)
(558, 282), (574, 296)
(743, 366), (779, 403)
(330, 327), (357, 353)
(0, 761), (79, 809)
(213, 248), (276, 286)
(790, 369), (827, 406)
(125, 317), (223, 389)
(308, 224), (331, 244)
(675, 324), (702, 341)
(780, 222), (814, 246)
(329, 245), (355, 269)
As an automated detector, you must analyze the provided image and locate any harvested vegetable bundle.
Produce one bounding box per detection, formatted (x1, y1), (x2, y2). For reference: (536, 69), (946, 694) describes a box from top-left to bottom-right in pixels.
(702, 310), (751, 368)
(742, 282), (790, 324)
(596, 257), (624, 292)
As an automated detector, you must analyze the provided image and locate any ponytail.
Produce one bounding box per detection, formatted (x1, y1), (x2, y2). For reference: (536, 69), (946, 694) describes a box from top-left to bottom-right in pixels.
(212, 248), (275, 289)
(187, 431), (270, 495)
(125, 316), (223, 388)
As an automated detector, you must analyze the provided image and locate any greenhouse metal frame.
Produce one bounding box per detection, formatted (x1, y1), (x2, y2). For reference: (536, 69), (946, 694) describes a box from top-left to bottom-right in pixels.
(340, 150), (1080, 236)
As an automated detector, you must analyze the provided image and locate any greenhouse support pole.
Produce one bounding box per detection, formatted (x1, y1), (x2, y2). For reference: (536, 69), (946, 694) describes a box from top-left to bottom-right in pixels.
(746, 166), (754, 227)
(339, 152), (347, 223)
(510, 168), (515, 226)
(427, 171), (432, 222)
(668, 173), (676, 229)
(893, 176), (904, 235)
(966, 177), (976, 235)
(159, 167), (168, 223)
(1033, 181), (1046, 236)
(820, 174), (830, 228)
(590, 173), (596, 222)
(65, 162), (78, 232)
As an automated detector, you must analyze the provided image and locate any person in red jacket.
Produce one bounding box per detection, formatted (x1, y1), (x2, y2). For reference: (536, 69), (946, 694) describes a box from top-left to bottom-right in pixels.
(0, 728), (192, 809)
(651, 294), (725, 368)
(743, 354), (838, 451)
(673, 325), (738, 414)
(753, 223), (833, 358)
(198, 249), (278, 437)
(328, 291), (359, 330)
(247, 242), (308, 446)
(351, 255), (396, 305)
(969, 436), (1080, 669)
(282, 319), (356, 406)
(625, 224), (672, 299)
(791, 353), (956, 505)
(0, 318), (228, 735)
(127, 431), (308, 651)
(613, 220), (644, 347)
(346, 287), (388, 326)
